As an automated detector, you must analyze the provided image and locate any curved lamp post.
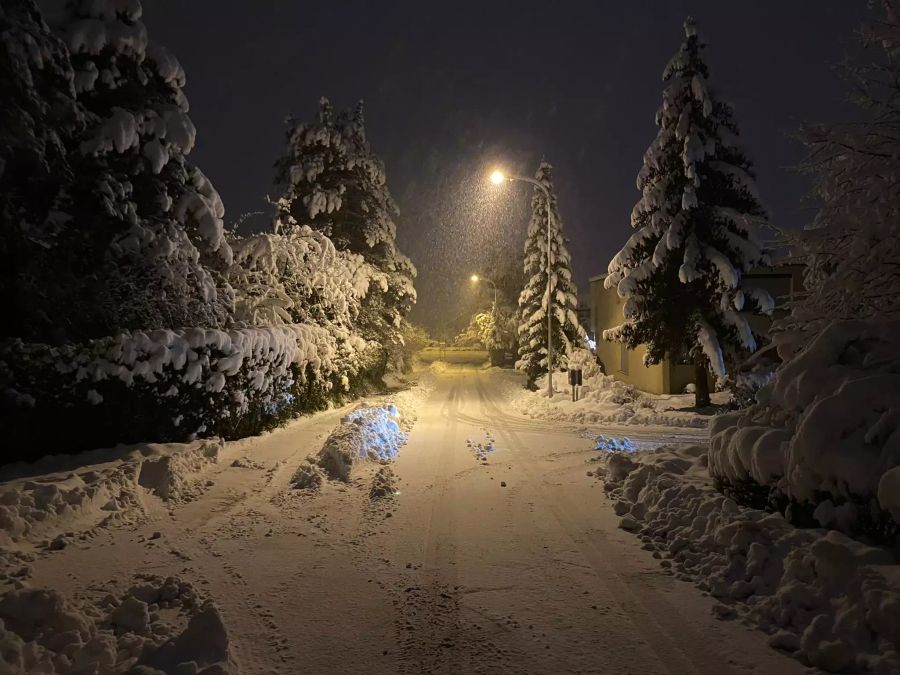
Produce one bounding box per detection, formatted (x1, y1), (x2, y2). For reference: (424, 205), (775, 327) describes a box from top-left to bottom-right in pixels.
(489, 169), (555, 398)
(470, 273), (498, 307)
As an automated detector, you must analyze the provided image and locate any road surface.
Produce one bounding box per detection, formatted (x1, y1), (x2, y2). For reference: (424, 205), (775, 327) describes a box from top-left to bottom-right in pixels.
(27, 365), (805, 674)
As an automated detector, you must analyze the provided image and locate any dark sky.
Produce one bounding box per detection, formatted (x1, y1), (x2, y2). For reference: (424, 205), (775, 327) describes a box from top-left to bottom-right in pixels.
(144, 1), (870, 336)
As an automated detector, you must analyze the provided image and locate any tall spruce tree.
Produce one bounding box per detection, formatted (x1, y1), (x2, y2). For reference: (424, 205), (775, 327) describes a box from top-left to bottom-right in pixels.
(516, 162), (583, 387)
(0, 0), (86, 341)
(604, 18), (772, 407)
(274, 98), (416, 346)
(36, 0), (234, 341)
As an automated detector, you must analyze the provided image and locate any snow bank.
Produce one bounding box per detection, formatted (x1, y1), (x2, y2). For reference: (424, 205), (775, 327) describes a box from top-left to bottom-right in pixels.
(0, 440), (221, 546)
(710, 318), (900, 538)
(601, 447), (900, 673)
(0, 573), (234, 674)
(511, 369), (724, 428)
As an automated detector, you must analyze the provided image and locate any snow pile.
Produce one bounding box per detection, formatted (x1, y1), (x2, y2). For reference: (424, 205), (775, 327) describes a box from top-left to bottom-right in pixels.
(368, 466), (398, 500)
(0, 440), (221, 545)
(601, 446), (900, 673)
(710, 318), (900, 538)
(0, 574), (234, 674)
(291, 460), (325, 491)
(510, 369), (724, 428)
(315, 405), (407, 481)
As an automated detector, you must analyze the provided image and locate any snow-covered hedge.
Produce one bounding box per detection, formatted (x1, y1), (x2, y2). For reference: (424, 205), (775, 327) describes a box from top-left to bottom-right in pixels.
(0, 325), (383, 461)
(709, 318), (900, 543)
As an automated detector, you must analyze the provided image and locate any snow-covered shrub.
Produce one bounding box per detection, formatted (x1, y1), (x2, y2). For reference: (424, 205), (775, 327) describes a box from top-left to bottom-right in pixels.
(710, 319), (900, 542)
(228, 225), (385, 388)
(386, 320), (432, 373)
(453, 311), (494, 348)
(0, 326), (342, 460)
(603, 18), (772, 408)
(566, 347), (603, 380)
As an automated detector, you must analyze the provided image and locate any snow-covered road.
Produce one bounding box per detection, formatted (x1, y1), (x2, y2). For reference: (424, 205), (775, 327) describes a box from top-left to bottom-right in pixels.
(14, 366), (805, 674)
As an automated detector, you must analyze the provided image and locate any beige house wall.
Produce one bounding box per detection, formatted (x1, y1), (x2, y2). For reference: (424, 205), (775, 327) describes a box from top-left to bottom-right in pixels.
(590, 276), (669, 394)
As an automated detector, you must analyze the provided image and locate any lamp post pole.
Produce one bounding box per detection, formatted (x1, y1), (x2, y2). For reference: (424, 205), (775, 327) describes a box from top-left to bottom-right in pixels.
(500, 173), (555, 398)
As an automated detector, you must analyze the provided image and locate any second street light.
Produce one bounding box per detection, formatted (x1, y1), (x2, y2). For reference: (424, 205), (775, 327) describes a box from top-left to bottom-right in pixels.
(489, 168), (555, 398)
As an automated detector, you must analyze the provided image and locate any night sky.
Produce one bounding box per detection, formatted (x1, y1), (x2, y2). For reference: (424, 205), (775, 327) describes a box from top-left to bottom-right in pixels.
(144, 1), (870, 337)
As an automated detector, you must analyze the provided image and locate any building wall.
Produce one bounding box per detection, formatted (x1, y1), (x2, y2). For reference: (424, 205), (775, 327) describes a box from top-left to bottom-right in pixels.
(590, 276), (669, 395)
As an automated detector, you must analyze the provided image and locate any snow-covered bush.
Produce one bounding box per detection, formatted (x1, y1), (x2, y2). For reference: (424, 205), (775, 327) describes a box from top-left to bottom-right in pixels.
(386, 320), (432, 373)
(228, 225), (385, 384)
(0, 326), (346, 460)
(710, 319), (900, 542)
(566, 347), (603, 380)
(453, 311), (494, 348)
(516, 162), (584, 386)
(603, 18), (772, 408)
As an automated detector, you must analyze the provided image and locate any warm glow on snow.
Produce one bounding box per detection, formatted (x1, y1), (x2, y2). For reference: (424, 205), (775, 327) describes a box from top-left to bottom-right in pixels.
(489, 169), (505, 185)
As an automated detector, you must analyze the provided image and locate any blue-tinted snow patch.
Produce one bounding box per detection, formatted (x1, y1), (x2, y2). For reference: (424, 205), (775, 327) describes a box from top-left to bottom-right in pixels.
(345, 405), (407, 460)
(594, 435), (637, 453)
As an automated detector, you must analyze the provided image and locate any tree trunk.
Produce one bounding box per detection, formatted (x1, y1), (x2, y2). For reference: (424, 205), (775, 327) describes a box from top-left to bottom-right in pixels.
(694, 358), (711, 408)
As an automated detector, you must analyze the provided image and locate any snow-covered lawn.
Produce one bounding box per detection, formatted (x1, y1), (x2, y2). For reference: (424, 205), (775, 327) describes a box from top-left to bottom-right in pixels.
(600, 445), (900, 674)
(510, 368), (729, 428)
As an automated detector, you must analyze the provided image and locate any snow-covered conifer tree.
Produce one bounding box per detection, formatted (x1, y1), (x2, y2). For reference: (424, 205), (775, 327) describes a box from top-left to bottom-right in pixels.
(516, 162), (583, 387)
(43, 0), (234, 339)
(604, 18), (772, 407)
(273, 99), (416, 346)
(0, 0), (86, 340)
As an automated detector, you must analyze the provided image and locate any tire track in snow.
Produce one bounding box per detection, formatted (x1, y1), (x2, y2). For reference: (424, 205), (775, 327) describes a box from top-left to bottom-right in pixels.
(473, 374), (736, 675)
(394, 379), (511, 674)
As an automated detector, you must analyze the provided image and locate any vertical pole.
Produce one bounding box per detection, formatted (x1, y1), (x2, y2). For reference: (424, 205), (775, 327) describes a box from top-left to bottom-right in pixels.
(546, 189), (553, 399)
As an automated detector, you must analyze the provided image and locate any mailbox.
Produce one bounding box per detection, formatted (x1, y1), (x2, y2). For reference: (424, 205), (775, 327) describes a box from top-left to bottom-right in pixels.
(568, 369), (578, 385)
(575, 368), (583, 386)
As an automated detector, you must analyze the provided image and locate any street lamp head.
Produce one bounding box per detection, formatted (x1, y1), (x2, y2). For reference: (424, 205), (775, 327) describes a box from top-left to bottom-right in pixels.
(489, 170), (506, 185)
(470, 274), (480, 283)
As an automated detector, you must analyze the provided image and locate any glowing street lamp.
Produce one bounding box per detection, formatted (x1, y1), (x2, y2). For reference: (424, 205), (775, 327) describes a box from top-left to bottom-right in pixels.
(470, 273), (498, 306)
(489, 167), (556, 398)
